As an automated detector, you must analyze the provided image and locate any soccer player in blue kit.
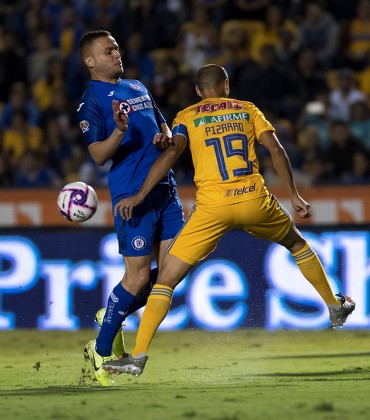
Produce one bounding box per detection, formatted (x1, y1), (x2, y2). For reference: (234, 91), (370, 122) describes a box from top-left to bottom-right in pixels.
(77, 30), (184, 386)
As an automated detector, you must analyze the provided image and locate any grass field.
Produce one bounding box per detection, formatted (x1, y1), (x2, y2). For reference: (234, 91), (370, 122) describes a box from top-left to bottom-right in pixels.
(1, 329), (370, 420)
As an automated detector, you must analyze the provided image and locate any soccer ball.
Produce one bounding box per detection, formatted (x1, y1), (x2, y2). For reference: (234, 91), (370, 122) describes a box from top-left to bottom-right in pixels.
(57, 182), (98, 222)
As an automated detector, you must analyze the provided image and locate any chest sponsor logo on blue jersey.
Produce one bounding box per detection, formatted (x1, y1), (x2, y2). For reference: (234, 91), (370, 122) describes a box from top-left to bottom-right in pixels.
(119, 95), (153, 113)
(119, 101), (131, 113)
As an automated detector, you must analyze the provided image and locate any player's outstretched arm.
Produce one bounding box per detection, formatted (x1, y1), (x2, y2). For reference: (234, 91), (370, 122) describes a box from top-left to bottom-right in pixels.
(88, 100), (128, 166)
(259, 130), (311, 218)
(114, 134), (187, 220)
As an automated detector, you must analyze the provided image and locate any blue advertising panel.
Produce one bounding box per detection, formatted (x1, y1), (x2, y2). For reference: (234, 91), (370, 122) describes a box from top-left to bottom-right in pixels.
(0, 226), (369, 330)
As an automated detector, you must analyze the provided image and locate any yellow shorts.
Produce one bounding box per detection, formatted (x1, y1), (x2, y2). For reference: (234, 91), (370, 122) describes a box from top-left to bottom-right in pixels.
(168, 194), (293, 265)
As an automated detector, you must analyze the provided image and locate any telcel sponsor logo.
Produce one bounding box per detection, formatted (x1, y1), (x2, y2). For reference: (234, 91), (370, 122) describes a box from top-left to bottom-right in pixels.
(226, 184), (256, 197)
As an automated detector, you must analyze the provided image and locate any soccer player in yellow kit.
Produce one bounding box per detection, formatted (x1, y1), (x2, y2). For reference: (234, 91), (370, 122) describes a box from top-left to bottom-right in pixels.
(103, 64), (355, 377)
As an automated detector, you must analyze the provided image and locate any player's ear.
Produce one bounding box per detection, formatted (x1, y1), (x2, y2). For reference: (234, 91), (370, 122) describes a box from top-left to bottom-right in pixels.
(84, 56), (94, 69)
(195, 85), (202, 98)
(224, 79), (230, 97)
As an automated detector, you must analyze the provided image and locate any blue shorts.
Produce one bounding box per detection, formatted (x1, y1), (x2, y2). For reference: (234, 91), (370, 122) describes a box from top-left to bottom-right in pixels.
(113, 184), (184, 256)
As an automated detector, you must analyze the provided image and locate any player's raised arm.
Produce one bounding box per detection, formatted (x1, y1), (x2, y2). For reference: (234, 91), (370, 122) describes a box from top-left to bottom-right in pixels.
(259, 130), (311, 218)
(114, 134), (187, 220)
(88, 100), (128, 165)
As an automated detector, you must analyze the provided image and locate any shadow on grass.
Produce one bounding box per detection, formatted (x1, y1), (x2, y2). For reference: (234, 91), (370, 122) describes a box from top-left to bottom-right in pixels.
(248, 368), (370, 378)
(253, 351), (370, 360)
(0, 385), (143, 397)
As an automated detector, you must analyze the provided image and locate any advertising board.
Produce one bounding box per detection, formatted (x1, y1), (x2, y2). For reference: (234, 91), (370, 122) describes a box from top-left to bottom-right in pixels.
(1, 226), (368, 330)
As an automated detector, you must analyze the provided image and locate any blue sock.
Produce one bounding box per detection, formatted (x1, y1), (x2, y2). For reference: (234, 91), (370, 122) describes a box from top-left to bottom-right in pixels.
(96, 282), (136, 357)
(125, 268), (158, 316)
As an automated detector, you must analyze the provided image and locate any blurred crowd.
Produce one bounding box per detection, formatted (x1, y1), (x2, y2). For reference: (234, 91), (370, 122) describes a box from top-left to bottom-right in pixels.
(2, 0), (370, 188)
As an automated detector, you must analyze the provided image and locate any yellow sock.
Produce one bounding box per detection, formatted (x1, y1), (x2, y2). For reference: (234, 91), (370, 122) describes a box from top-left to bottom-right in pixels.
(292, 242), (339, 306)
(132, 284), (173, 357)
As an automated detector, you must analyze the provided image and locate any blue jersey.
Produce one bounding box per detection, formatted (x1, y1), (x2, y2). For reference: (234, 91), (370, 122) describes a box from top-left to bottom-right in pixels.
(77, 78), (174, 200)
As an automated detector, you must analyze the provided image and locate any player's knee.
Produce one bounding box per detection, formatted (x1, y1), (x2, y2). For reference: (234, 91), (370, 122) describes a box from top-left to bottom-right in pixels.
(286, 239), (307, 254)
(279, 229), (306, 252)
(156, 276), (177, 289)
(122, 270), (151, 294)
(156, 268), (186, 290)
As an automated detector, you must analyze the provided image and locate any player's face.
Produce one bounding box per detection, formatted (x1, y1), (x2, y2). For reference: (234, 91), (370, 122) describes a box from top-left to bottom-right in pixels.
(89, 36), (124, 82)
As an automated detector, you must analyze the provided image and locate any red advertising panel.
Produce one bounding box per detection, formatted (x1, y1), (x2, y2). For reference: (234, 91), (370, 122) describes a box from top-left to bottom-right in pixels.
(0, 185), (369, 226)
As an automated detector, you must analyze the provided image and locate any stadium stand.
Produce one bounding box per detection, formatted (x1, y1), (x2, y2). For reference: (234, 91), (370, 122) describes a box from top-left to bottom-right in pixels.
(0, 0), (369, 187)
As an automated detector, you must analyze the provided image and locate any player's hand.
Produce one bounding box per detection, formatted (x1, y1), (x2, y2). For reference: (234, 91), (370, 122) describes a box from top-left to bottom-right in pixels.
(153, 132), (174, 150)
(114, 193), (145, 220)
(291, 195), (311, 218)
(112, 100), (128, 133)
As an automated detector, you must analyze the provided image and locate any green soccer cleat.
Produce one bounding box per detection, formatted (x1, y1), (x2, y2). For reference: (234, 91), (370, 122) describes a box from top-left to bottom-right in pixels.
(83, 339), (115, 386)
(95, 308), (127, 358)
(102, 353), (148, 377)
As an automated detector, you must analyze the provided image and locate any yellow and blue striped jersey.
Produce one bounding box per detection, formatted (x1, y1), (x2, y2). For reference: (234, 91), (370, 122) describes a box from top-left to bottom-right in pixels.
(172, 97), (274, 205)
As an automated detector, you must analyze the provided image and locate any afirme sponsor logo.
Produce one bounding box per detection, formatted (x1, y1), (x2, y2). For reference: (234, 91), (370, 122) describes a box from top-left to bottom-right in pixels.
(194, 101), (243, 114)
(194, 112), (250, 127)
(226, 184), (256, 197)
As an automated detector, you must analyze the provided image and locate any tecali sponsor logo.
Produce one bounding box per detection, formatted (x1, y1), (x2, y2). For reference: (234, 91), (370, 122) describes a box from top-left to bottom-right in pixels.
(194, 101), (243, 114)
